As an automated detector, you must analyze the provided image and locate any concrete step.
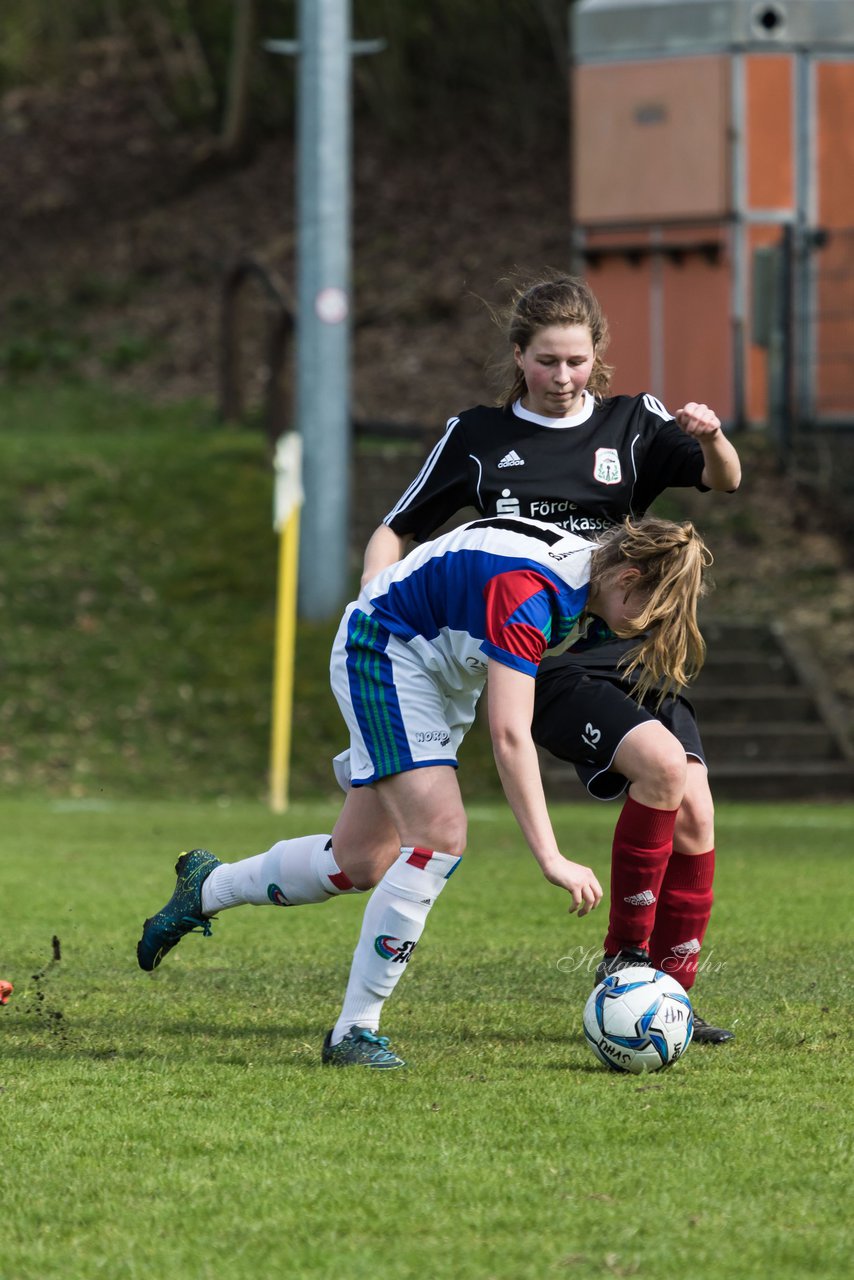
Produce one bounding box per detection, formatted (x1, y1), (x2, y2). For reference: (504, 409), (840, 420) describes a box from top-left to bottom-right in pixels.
(700, 722), (843, 763)
(689, 686), (821, 723)
(538, 756), (854, 803)
(699, 618), (771, 643)
(697, 651), (795, 685)
(703, 761), (854, 801)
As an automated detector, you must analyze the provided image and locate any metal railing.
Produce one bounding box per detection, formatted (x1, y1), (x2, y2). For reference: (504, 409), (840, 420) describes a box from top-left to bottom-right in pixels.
(756, 225), (854, 538)
(218, 258), (436, 449)
(757, 226), (854, 438)
(219, 258), (294, 446)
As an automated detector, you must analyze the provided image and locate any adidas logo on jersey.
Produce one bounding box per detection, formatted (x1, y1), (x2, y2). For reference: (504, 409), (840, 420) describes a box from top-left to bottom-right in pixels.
(497, 449), (525, 468)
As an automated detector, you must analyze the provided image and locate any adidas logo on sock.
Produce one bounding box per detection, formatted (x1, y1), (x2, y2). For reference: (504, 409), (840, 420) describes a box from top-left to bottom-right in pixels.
(624, 889), (656, 906)
(497, 449), (525, 468)
(672, 938), (701, 956)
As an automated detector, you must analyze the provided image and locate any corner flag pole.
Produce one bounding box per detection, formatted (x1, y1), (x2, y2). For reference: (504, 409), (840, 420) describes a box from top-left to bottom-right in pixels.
(270, 433), (304, 813)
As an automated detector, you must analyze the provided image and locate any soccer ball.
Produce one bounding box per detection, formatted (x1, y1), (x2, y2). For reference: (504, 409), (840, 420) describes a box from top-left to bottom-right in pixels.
(583, 966), (693, 1074)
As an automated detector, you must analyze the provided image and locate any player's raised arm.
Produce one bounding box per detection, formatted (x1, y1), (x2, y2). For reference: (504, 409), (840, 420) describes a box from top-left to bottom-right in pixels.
(486, 659), (602, 916)
(673, 402), (742, 491)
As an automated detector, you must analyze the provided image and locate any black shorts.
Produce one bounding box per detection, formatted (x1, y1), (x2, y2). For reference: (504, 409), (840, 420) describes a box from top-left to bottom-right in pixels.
(532, 660), (706, 802)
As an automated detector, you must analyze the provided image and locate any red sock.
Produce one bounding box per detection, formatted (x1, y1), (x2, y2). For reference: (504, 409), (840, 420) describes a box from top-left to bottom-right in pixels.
(647, 849), (715, 992)
(604, 795), (677, 956)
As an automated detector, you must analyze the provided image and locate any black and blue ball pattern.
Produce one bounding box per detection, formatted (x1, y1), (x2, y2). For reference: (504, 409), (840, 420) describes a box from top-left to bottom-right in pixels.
(582, 965), (694, 1074)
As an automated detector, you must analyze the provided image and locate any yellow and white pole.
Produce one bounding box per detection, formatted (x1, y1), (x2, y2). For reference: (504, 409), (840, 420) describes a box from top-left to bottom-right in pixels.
(269, 433), (304, 813)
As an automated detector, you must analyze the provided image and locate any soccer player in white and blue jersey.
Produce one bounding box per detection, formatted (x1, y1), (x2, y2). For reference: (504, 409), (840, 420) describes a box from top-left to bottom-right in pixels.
(331, 515), (593, 789)
(138, 514), (710, 1069)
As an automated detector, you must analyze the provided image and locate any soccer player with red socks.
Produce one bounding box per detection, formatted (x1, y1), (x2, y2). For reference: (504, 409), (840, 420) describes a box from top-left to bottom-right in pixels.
(138, 513), (711, 1068)
(350, 274), (740, 1042)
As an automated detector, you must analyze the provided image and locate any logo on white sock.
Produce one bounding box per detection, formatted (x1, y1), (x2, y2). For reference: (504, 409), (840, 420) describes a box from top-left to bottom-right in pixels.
(267, 883), (291, 907)
(672, 938), (701, 956)
(374, 935), (419, 964)
(623, 889), (656, 906)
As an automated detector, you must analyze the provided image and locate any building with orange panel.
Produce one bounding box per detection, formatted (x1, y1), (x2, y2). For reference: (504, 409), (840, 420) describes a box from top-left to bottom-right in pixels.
(571, 0), (854, 430)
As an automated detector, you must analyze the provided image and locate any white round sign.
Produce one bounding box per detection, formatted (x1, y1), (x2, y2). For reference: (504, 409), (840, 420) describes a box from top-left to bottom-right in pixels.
(315, 286), (349, 325)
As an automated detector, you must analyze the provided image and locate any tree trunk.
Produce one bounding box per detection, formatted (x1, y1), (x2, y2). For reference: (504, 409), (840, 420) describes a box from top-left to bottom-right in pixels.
(220, 0), (257, 161)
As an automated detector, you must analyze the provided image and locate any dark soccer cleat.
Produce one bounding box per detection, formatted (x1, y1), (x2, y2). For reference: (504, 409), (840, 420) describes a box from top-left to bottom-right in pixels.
(137, 849), (222, 971)
(321, 1025), (406, 1069)
(594, 945), (651, 987)
(691, 1013), (735, 1044)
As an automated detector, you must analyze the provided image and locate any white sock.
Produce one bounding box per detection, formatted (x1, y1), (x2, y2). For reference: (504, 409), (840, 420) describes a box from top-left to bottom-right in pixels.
(200, 834), (361, 914)
(331, 847), (461, 1044)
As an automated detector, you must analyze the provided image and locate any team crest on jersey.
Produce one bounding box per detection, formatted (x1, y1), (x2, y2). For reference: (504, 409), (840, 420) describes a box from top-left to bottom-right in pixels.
(593, 447), (622, 485)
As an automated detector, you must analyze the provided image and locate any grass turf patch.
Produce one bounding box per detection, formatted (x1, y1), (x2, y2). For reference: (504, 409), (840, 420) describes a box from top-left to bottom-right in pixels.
(1, 797), (852, 1279)
(0, 382), (503, 803)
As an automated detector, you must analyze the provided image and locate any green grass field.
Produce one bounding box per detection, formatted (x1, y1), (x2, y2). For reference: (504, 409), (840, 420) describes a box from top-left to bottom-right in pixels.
(3, 383), (852, 1276)
(0, 382), (503, 804)
(2, 796), (852, 1280)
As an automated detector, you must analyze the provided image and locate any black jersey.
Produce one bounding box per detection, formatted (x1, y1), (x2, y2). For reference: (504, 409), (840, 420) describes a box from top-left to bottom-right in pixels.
(383, 392), (709, 674)
(383, 393), (706, 542)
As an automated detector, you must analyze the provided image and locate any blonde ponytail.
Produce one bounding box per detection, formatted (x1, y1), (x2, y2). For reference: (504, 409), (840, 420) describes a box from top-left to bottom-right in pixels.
(590, 517), (713, 703)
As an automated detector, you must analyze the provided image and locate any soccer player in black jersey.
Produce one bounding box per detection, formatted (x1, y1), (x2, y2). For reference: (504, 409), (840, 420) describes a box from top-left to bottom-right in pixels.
(344, 274), (742, 1046)
(136, 274), (742, 1065)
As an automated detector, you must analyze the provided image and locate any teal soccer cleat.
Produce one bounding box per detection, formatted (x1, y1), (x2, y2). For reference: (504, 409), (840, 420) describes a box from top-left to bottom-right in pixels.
(321, 1026), (406, 1069)
(137, 849), (222, 971)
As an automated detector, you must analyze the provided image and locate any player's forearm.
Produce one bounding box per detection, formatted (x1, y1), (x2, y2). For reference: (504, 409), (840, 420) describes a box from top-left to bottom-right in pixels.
(699, 432), (742, 491)
(491, 732), (562, 871)
(361, 524), (411, 587)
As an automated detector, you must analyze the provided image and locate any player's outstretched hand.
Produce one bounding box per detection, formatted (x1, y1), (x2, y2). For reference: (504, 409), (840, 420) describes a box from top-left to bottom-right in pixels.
(674, 402), (721, 439)
(541, 857), (603, 916)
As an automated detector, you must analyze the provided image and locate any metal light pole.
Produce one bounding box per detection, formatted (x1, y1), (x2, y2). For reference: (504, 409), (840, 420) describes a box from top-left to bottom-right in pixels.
(293, 0), (352, 619)
(266, 1), (382, 619)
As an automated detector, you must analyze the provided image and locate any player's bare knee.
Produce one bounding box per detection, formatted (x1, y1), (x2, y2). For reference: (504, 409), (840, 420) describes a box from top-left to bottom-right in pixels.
(332, 833), (400, 891)
(617, 722), (686, 806)
(675, 770), (715, 849)
(348, 861), (391, 892)
(653, 739), (688, 804)
(437, 825), (467, 859)
(422, 815), (467, 859)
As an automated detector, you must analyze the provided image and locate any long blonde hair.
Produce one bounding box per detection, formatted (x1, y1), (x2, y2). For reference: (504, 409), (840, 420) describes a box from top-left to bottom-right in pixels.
(499, 273), (615, 408)
(590, 517), (713, 703)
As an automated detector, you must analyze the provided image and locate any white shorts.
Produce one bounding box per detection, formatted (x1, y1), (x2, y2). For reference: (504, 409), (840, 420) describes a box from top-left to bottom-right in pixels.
(329, 605), (481, 787)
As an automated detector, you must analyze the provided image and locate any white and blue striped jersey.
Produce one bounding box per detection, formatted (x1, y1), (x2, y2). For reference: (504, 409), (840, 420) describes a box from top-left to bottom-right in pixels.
(349, 515), (595, 690)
